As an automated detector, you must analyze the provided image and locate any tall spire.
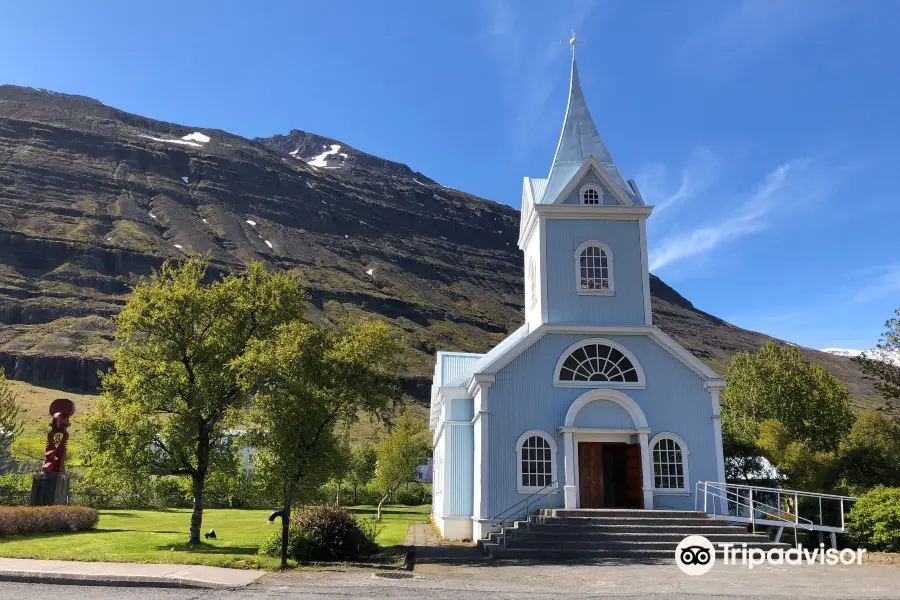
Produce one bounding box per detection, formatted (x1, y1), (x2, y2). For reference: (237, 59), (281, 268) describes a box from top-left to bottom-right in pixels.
(541, 48), (634, 204)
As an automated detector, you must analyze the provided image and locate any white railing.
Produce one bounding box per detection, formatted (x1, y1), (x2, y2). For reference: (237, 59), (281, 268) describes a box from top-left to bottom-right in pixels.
(695, 481), (857, 538)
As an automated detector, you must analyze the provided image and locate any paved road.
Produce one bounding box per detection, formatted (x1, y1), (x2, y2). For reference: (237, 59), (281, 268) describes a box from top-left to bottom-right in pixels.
(2, 561), (899, 599)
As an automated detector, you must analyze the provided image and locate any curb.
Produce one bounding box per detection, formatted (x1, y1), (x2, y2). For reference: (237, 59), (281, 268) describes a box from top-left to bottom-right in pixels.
(0, 570), (250, 589)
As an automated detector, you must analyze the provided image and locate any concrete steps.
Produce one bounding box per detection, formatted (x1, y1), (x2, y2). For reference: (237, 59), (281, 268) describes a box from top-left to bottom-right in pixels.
(478, 508), (789, 561)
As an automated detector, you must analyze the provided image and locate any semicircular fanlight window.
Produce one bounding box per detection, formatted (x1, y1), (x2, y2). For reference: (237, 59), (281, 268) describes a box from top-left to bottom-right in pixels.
(558, 343), (639, 382)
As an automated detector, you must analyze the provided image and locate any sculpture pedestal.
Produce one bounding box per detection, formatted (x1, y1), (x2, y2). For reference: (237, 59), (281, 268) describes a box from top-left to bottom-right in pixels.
(29, 473), (70, 506)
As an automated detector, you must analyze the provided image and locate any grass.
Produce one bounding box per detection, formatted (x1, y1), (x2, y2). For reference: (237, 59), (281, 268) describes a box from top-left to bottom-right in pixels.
(0, 504), (431, 570)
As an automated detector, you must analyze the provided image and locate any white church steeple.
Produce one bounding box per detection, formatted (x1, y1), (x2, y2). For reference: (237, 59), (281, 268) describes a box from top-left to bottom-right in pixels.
(519, 36), (653, 329)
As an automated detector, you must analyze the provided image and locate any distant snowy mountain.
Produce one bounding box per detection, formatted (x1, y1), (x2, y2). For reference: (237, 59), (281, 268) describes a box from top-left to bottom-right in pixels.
(822, 347), (900, 365)
(821, 348), (864, 358)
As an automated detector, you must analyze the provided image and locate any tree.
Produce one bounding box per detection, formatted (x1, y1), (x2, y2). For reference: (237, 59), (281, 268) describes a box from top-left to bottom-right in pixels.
(235, 318), (403, 569)
(856, 308), (900, 422)
(755, 419), (834, 492)
(0, 369), (23, 474)
(721, 342), (853, 454)
(834, 412), (900, 491)
(83, 258), (306, 545)
(374, 417), (430, 521)
(348, 442), (377, 504)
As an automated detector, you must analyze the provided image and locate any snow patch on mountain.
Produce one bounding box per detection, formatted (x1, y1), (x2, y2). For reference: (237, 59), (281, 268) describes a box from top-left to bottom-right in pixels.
(181, 132), (210, 143)
(139, 131), (209, 147)
(823, 347), (900, 365)
(822, 348), (863, 358)
(306, 144), (341, 167)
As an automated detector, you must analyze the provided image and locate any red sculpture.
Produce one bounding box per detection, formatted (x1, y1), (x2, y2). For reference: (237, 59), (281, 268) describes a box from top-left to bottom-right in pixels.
(42, 398), (76, 474)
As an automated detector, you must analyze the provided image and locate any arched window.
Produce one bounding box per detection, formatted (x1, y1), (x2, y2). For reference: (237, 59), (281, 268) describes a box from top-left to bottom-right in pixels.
(581, 185), (601, 205)
(555, 340), (643, 385)
(516, 430), (557, 492)
(651, 433), (689, 492)
(574, 241), (614, 294)
(528, 258), (537, 307)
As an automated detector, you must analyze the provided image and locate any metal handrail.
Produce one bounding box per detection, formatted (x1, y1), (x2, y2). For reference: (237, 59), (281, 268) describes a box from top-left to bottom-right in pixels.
(695, 481), (856, 536)
(696, 481), (814, 530)
(702, 481), (856, 502)
(488, 480), (560, 527)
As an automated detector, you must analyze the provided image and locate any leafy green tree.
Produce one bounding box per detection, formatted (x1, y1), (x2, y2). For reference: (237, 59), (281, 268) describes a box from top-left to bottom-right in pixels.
(755, 419), (834, 491)
(83, 258), (306, 544)
(856, 308), (900, 421)
(0, 369), (23, 474)
(235, 318), (403, 568)
(374, 417), (430, 521)
(722, 342), (853, 454)
(834, 412), (900, 491)
(348, 442), (377, 504)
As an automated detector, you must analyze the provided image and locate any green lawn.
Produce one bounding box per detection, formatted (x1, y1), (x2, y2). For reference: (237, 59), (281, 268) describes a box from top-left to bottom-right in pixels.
(0, 505), (431, 570)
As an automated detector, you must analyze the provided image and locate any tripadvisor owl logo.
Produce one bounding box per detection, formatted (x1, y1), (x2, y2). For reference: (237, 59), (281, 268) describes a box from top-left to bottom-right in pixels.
(675, 535), (716, 576)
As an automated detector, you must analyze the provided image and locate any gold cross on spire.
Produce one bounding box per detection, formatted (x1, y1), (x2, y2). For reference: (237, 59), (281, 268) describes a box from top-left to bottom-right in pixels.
(562, 29), (587, 57)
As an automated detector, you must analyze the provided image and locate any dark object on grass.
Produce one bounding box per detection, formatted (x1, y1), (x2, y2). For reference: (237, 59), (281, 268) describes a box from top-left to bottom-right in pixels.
(205, 528), (217, 539)
(268, 509), (285, 523)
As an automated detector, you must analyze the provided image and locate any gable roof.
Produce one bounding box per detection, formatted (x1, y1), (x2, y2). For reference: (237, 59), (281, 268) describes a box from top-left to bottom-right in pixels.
(455, 324), (724, 390)
(541, 56), (638, 206)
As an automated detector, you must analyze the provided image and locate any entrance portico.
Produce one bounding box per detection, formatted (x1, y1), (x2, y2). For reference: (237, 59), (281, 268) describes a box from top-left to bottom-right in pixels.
(560, 389), (654, 509)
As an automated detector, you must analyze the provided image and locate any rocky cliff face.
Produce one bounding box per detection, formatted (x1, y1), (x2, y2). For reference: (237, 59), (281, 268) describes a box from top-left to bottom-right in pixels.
(0, 85), (877, 403)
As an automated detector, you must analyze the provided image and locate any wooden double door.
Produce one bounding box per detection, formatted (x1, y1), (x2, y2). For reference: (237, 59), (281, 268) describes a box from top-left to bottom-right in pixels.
(578, 442), (644, 509)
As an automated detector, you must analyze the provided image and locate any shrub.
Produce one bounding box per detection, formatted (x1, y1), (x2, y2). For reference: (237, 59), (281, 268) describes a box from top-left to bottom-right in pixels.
(258, 524), (309, 561)
(291, 505), (378, 561)
(394, 482), (430, 506)
(0, 473), (31, 506)
(846, 487), (900, 552)
(0, 506), (99, 536)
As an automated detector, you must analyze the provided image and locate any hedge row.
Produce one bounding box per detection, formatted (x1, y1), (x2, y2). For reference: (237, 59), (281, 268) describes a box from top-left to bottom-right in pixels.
(0, 506), (99, 537)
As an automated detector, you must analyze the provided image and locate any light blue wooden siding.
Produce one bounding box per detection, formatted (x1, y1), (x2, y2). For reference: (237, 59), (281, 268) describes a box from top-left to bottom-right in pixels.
(572, 400), (634, 429)
(449, 398), (474, 421)
(439, 353), (482, 386)
(447, 424), (474, 517)
(561, 171), (620, 205)
(545, 219), (646, 325)
(485, 333), (719, 516)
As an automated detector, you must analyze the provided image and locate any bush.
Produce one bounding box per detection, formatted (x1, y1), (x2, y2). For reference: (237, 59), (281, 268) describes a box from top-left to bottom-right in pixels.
(0, 506), (99, 536)
(0, 473), (31, 506)
(394, 483), (430, 506)
(846, 487), (900, 552)
(291, 505), (378, 561)
(258, 524), (308, 561)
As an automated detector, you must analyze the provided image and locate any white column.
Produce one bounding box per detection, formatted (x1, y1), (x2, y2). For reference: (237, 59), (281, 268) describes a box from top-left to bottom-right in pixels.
(639, 431), (654, 509)
(472, 381), (492, 539)
(563, 431), (577, 508)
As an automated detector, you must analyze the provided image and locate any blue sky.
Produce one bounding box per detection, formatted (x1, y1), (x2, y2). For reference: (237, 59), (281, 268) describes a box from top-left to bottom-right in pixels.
(1, 1), (898, 351)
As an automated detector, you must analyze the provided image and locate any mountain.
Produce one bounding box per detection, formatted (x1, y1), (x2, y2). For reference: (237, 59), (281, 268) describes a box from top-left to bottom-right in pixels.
(0, 85), (879, 406)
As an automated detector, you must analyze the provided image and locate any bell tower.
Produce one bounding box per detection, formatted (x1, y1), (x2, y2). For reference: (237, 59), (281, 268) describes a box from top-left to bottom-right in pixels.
(518, 33), (653, 330)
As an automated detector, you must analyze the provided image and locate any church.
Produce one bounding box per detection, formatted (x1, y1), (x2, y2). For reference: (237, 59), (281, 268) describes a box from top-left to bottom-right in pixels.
(429, 41), (727, 541)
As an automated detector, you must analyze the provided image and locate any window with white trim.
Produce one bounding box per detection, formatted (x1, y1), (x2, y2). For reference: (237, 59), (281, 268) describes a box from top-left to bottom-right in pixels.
(528, 258), (537, 307)
(579, 245), (608, 290)
(516, 431), (556, 490)
(558, 342), (640, 383)
(653, 437), (686, 490)
(581, 185), (601, 205)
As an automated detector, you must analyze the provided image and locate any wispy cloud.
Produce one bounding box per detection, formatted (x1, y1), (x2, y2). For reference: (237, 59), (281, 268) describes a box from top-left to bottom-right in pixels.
(479, 0), (597, 160)
(648, 158), (820, 272)
(853, 263), (900, 303)
(678, 0), (851, 71)
(638, 146), (719, 218)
